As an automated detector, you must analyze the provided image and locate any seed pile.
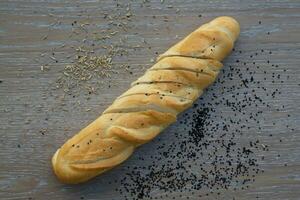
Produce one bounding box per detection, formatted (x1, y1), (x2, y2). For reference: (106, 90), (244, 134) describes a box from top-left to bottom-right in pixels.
(38, 2), (141, 96)
(116, 48), (287, 199)
(55, 45), (127, 95)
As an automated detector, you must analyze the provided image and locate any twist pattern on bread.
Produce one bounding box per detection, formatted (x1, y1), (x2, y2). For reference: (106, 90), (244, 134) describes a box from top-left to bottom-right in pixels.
(52, 16), (240, 184)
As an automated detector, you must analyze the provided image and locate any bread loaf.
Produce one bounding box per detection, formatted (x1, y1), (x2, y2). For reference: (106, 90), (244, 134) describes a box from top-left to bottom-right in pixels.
(52, 16), (240, 184)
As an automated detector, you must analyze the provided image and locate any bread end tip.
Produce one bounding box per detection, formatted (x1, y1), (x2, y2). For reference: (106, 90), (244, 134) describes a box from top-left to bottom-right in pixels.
(213, 16), (240, 41)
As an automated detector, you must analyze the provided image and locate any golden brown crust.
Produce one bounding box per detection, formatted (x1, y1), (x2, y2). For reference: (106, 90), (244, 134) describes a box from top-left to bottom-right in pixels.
(104, 94), (193, 114)
(150, 56), (223, 73)
(52, 16), (240, 184)
(119, 83), (201, 101)
(132, 70), (215, 89)
(158, 16), (240, 61)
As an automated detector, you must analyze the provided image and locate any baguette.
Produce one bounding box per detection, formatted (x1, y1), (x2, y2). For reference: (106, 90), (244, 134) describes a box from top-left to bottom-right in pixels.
(52, 16), (240, 184)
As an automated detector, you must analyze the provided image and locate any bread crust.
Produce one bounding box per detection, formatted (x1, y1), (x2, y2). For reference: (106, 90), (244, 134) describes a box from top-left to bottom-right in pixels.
(52, 16), (240, 184)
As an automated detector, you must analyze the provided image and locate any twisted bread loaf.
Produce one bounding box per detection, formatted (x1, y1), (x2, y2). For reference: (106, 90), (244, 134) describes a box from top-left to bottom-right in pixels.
(52, 16), (240, 184)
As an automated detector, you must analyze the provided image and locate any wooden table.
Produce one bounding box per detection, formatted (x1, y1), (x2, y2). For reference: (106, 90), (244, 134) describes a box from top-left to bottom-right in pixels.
(1, 0), (299, 199)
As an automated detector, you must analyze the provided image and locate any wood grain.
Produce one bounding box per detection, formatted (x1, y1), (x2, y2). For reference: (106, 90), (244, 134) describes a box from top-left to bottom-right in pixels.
(0, 0), (299, 199)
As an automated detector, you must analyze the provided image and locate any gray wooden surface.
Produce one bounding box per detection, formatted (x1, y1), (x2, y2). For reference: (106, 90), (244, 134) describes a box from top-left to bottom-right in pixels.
(0, 0), (299, 199)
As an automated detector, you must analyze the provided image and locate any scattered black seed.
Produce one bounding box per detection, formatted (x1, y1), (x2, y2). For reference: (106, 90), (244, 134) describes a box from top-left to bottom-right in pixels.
(113, 33), (287, 200)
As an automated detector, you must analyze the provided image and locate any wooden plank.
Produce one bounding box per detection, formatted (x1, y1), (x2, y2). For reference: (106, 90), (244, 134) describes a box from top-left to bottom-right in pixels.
(0, 0), (299, 199)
